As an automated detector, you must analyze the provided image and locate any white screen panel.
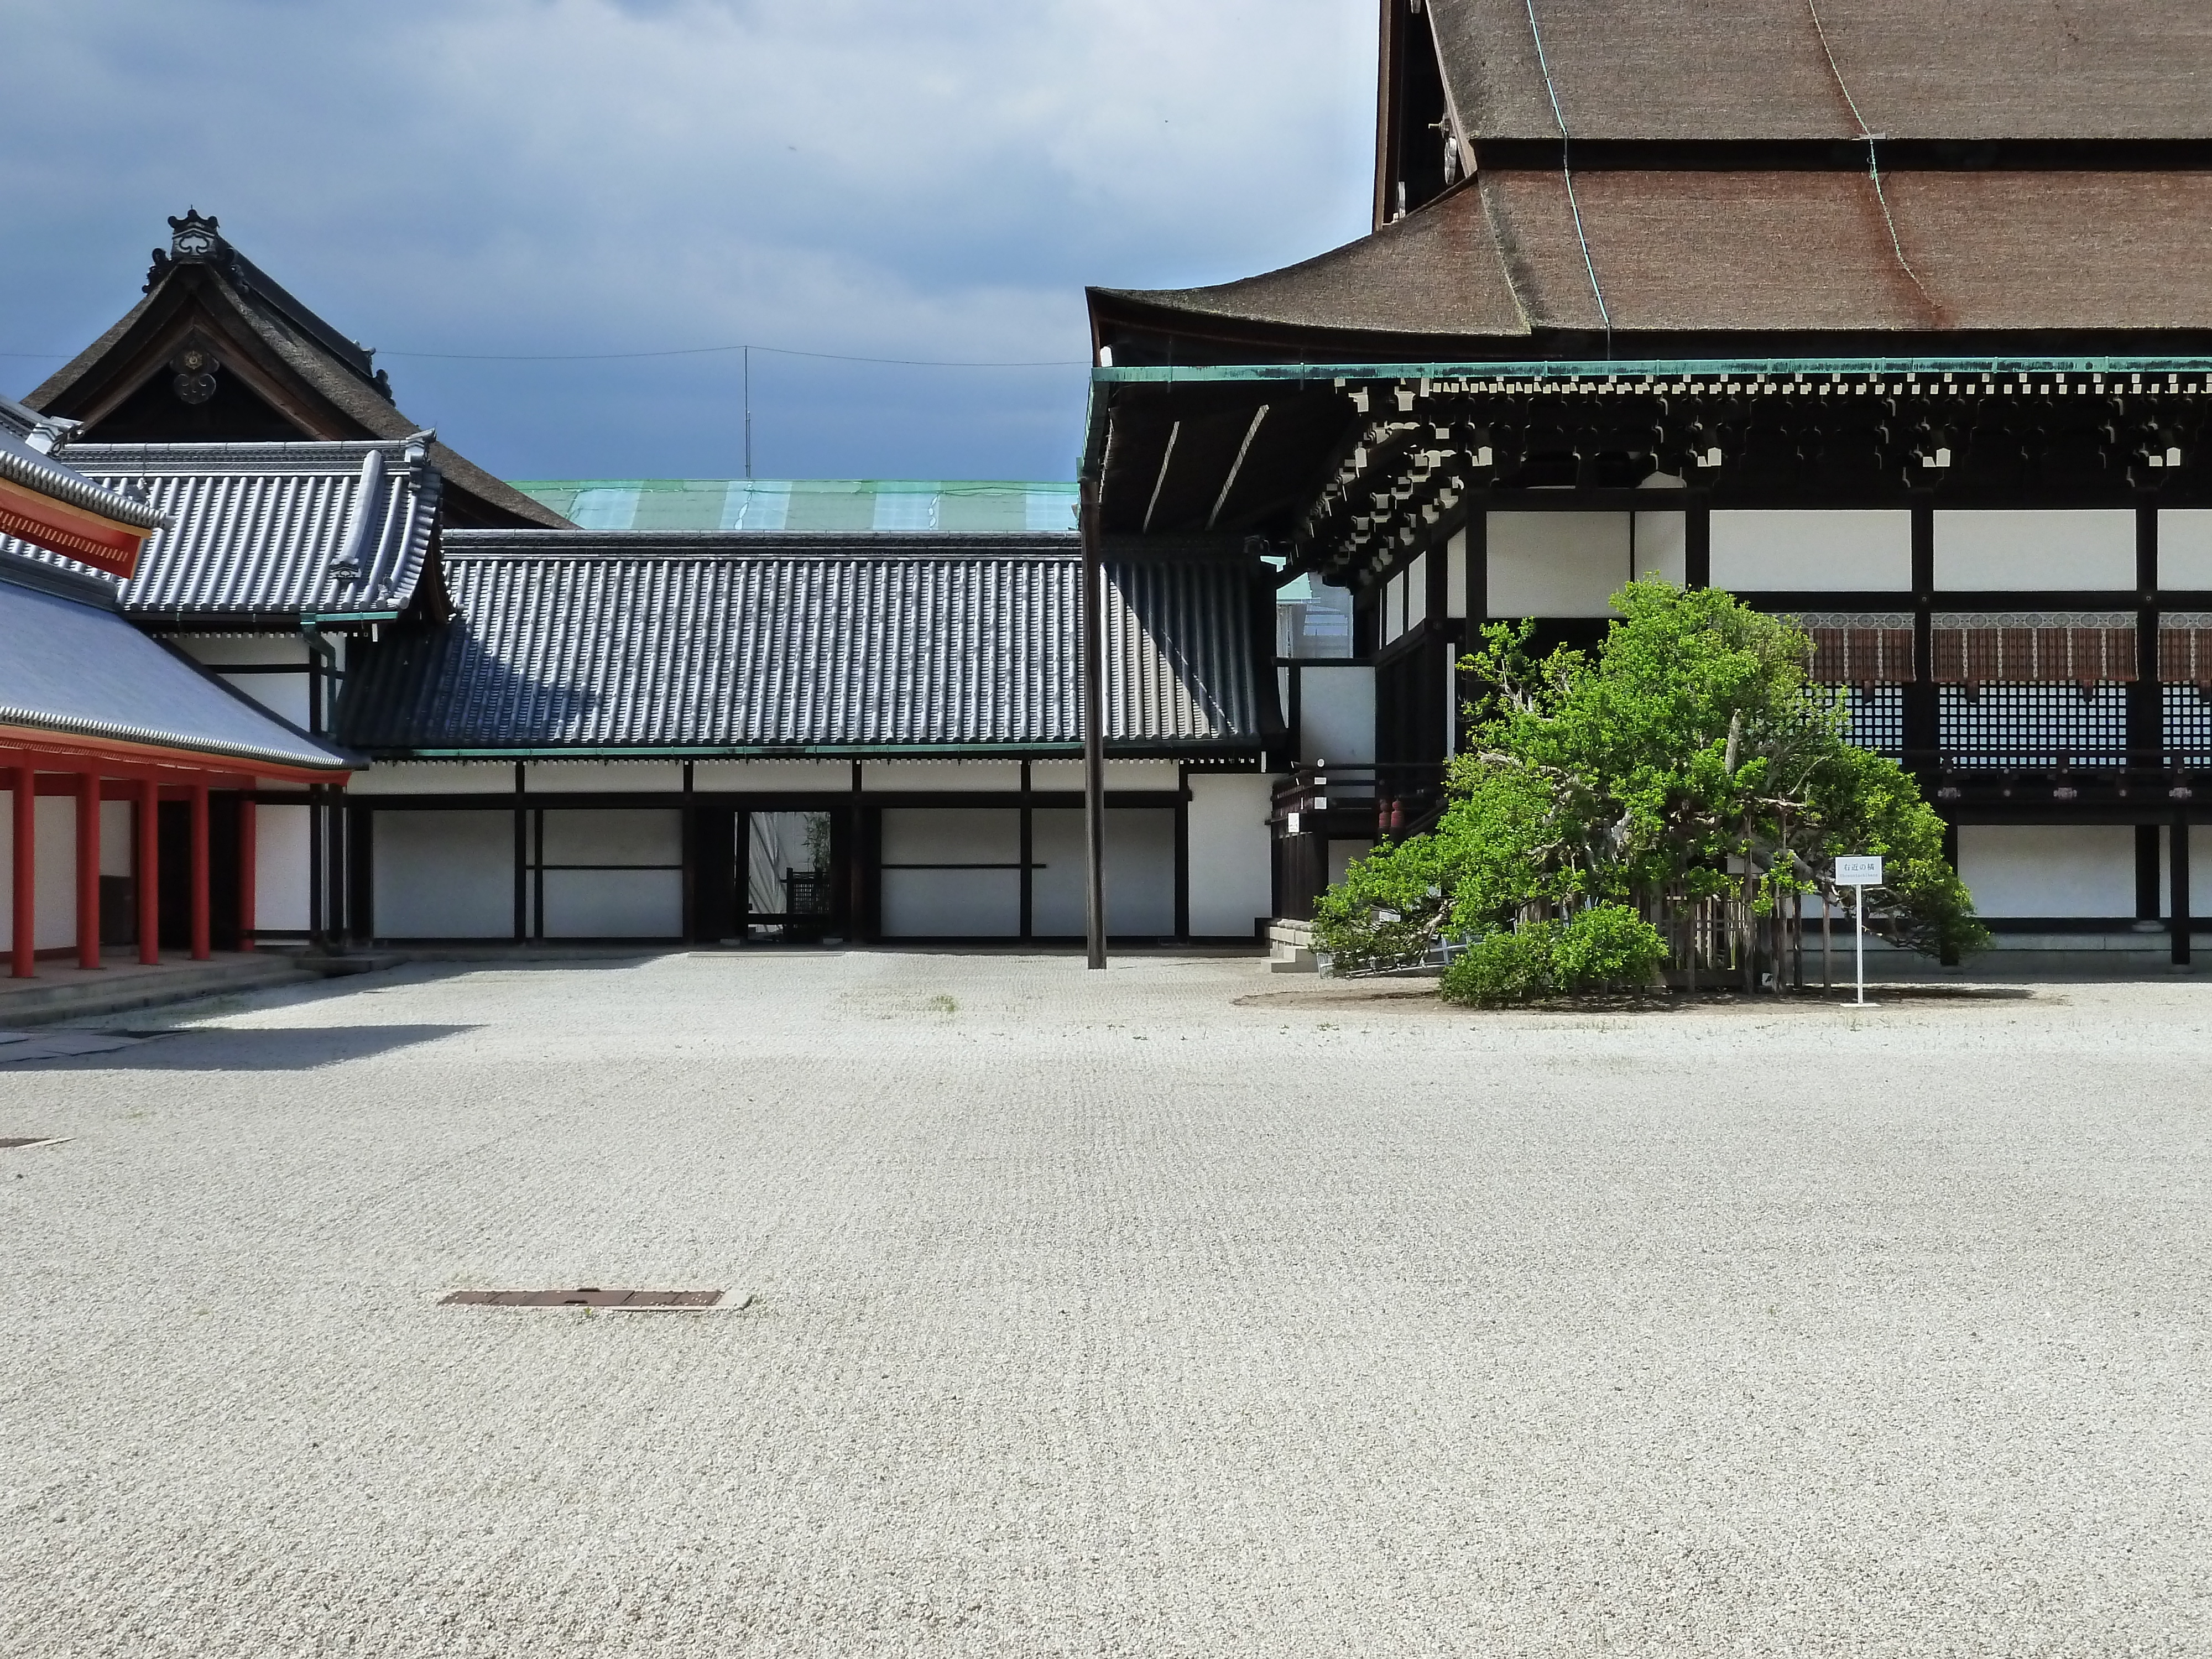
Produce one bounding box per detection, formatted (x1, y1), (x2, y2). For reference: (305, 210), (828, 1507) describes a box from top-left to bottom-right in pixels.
(373, 810), (514, 938)
(2160, 510), (2212, 590)
(1297, 666), (1375, 766)
(539, 810), (682, 867)
(1711, 510), (1911, 592)
(1186, 774), (1274, 938)
(540, 870), (683, 938)
(1936, 510), (2135, 591)
(1956, 824), (2135, 919)
(1488, 513), (1631, 618)
(255, 806), (312, 932)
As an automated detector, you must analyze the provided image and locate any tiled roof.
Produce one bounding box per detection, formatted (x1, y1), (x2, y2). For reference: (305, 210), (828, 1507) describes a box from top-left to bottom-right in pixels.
(1429, 0), (2212, 142)
(1102, 167), (2212, 343)
(0, 552), (351, 774)
(337, 534), (1275, 756)
(0, 396), (166, 533)
(3, 440), (440, 624)
(513, 479), (1080, 535)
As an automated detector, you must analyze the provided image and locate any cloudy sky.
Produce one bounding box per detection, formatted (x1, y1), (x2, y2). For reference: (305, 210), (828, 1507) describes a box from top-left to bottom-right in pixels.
(1, 0), (1377, 483)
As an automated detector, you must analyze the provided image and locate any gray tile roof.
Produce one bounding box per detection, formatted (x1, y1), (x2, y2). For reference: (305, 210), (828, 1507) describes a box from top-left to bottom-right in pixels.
(0, 396), (167, 535)
(337, 533), (1277, 757)
(0, 552), (352, 774)
(2, 440), (440, 624)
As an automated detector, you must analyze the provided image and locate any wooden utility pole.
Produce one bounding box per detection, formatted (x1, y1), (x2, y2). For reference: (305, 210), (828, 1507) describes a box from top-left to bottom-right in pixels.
(1081, 474), (1107, 970)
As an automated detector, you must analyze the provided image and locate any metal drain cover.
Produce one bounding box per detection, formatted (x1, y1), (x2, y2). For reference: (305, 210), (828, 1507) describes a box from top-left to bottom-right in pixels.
(442, 1288), (724, 1308)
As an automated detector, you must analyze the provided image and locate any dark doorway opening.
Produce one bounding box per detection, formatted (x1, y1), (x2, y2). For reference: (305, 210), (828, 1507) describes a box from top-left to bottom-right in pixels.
(155, 795), (243, 952)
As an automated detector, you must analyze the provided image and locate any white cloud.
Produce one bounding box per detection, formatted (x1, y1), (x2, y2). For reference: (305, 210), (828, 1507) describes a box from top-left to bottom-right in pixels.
(0, 0), (1376, 478)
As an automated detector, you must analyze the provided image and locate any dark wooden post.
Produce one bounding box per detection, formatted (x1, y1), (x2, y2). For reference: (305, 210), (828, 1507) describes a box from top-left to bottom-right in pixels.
(189, 783), (211, 961)
(2173, 811), (2192, 969)
(76, 771), (101, 970)
(12, 765), (35, 978)
(238, 797), (257, 951)
(1081, 475), (1107, 969)
(136, 778), (159, 966)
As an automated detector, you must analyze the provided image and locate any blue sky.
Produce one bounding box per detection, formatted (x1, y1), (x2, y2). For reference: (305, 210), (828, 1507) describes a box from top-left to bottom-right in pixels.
(1, 0), (1376, 482)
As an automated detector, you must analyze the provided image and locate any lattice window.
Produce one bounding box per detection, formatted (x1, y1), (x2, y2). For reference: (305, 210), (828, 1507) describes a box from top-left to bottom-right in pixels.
(1939, 683), (2130, 767)
(2164, 685), (2212, 764)
(1819, 685), (1906, 754)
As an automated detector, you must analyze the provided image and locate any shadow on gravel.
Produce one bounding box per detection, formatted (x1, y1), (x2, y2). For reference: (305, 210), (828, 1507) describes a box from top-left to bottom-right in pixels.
(4, 1025), (474, 1071)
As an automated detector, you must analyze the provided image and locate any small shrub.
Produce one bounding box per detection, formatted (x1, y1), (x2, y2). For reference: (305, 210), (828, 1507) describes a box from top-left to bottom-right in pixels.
(1440, 905), (1665, 1006)
(1549, 904), (1667, 993)
(1441, 923), (1558, 1006)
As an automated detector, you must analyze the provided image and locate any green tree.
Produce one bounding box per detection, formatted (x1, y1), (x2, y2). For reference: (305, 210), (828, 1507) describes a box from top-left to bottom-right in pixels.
(1312, 580), (1985, 999)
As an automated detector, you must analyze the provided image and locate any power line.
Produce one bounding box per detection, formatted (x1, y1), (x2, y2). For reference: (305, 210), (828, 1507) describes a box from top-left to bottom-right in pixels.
(378, 341), (1088, 367)
(2, 342), (1088, 368)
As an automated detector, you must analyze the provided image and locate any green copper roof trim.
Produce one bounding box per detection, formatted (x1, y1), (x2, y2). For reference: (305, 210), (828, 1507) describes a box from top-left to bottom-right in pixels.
(1092, 356), (2212, 385)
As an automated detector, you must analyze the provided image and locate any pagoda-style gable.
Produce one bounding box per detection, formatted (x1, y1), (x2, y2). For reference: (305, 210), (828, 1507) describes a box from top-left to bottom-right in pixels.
(24, 211), (568, 531)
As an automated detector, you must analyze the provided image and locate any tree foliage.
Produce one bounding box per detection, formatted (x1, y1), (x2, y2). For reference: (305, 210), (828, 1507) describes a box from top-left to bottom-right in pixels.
(1313, 580), (1986, 994)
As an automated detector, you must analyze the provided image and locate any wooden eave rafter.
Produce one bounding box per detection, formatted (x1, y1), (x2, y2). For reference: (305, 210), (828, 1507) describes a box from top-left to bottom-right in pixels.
(0, 475), (154, 579)
(0, 726), (348, 788)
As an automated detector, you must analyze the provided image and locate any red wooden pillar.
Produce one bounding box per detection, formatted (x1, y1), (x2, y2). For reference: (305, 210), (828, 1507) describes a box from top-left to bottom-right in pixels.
(10, 766), (33, 979)
(237, 796), (257, 952)
(189, 784), (211, 961)
(76, 771), (101, 970)
(136, 779), (159, 967)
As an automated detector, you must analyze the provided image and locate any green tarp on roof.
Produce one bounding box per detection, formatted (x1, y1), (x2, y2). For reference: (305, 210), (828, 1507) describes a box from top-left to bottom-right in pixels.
(509, 478), (1078, 535)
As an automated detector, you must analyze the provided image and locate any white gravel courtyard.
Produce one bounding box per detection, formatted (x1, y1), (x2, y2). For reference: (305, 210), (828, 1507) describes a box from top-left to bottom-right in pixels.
(2, 952), (2209, 1657)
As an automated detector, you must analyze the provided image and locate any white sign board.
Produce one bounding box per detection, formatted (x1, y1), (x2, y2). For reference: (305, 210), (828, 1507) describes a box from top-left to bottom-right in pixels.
(1835, 855), (1884, 1005)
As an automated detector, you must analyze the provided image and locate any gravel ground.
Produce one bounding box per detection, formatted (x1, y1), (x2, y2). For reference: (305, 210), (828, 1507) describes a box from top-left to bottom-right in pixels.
(1, 952), (2208, 1657)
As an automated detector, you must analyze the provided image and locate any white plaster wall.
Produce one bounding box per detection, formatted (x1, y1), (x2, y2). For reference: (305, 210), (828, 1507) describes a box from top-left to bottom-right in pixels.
(348, 762), (516, 797)
(1446, 528), (1468, 619)
(25, 796), (78, 952)
(1327, 839), (1375, 887)
(1632, 512), (1689, 586)
(1028, 760), (1184, 793)
(1031, 808), (1177, 937)
(695, 759), (851, 792)
(1488, 512), (1631, 618)
(215, 671), (312, 729)
(863, 761), (1022, 793)
(2159, 510), (2212, 590)
(256, 805), (312, 932)
(1956, 824), (2135, 918)
(1711, 510), (1912, 592)
(539, 810), (682, 867)
(1187, 773), (1275, 938)
(879, 808), (1020, 937)
(1405, 552), (1429, 632)
(176, 635), (311, 666)
(1296, 667), (1375, 766)
(523, 762), (685, 794)
(373, 810), (514, 938)
(100, 801), (132, 877)
(541, 872), (683, 938)
(1936, 510), (2136, 591)
(1380, 571), (1405, 646)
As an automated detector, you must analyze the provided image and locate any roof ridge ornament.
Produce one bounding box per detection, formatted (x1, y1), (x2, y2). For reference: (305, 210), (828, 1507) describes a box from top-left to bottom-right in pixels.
(144, 207), (225, 293)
